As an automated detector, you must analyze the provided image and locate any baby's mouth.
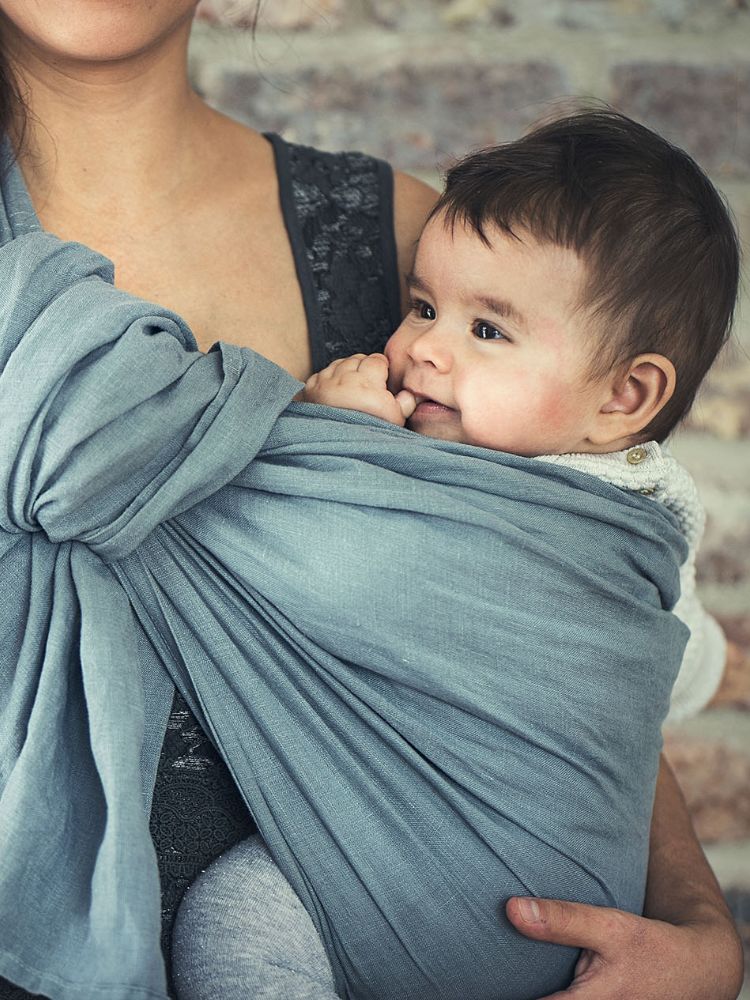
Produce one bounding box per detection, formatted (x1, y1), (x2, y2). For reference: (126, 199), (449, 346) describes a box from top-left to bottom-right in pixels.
(408, 393), (457, 417)
(414, 399), (453, 412)
(409, 393), (458, 422)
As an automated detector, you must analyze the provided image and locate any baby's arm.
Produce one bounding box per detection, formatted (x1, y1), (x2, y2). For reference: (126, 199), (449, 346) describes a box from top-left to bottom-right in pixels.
(300, 354), (416, 426)
(666, 555), (726, 722)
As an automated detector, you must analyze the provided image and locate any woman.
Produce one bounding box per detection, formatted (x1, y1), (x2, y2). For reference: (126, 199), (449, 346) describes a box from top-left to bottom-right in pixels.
(0, 2), (742, 998)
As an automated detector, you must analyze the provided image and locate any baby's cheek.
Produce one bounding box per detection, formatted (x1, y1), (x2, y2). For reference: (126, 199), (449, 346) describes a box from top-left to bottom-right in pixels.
(533, 381), (598, 452)
(383, 339), (405, 392)
(383, 329), (403, 361)
(497, 379), (580, 451)
(537, 385), (576, 424)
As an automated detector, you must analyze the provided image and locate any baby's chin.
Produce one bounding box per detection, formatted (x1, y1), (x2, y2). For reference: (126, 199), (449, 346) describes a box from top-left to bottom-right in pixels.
(406, 405), (468, 444)
(405, 416), (546, 457)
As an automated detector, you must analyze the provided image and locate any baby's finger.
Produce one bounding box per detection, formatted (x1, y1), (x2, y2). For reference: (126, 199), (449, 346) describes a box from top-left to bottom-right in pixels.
(307, 361), (340, 386)
(357, 354), (389, 382)
(332, 354), (368, 375)
(395, 389), (417, 420)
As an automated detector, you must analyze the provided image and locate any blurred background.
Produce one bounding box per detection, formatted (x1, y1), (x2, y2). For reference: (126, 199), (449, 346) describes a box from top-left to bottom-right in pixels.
(190, 0), (749, 991)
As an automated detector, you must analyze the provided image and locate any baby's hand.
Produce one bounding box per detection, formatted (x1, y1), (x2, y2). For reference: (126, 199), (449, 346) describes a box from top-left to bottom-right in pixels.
(300, 354), (416, 426)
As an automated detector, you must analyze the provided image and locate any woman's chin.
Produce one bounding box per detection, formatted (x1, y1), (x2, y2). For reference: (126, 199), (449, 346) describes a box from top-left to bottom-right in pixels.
(0, 0), (198, 66)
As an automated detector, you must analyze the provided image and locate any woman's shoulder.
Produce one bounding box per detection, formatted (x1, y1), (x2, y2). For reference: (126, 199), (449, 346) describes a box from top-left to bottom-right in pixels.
(392, 169), (439, 308)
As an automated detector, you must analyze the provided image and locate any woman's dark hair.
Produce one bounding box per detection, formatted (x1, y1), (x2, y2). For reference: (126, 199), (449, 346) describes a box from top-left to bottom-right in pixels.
(433, 109), (741, 442)
(0, 33), (25, 150)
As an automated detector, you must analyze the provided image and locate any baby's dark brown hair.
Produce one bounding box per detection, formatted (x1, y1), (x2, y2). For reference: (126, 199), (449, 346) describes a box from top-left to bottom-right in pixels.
(433, 109), (740, 441)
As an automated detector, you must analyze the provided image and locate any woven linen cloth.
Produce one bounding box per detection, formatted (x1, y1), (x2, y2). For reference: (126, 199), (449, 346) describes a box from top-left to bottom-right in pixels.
(0, 184), (689, 997)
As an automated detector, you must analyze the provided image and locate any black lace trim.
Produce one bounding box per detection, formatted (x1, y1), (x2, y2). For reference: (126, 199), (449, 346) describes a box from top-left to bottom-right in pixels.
(149, 690), (256, 994)
(0, 982), (47, 1000)
(268, 135), (402, 370)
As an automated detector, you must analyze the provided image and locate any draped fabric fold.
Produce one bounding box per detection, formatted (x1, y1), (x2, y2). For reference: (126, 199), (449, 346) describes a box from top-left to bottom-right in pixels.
(0, 212), (300, 998)
(0, 154), (688, 1000)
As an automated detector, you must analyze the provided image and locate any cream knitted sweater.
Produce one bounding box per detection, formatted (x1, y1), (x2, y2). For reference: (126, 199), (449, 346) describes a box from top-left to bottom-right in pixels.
(536, 441), (724, 723)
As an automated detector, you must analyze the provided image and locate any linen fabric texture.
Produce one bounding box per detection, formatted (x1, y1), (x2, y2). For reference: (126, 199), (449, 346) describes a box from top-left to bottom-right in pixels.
(148, 134), (402, 987)
(0, 163), (688, 999)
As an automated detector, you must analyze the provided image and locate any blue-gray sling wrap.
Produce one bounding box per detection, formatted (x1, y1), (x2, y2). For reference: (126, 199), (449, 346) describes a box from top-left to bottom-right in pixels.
(0, 151), (689, 1000)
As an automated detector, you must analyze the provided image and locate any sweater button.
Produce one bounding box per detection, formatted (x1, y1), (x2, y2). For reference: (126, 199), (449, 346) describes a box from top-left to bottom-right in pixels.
(626, 446), (647, 465)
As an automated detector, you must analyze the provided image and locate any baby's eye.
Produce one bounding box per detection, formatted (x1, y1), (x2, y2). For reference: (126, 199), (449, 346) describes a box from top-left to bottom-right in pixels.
(473, 320), (507, 341)
(411, 299), (436, 321)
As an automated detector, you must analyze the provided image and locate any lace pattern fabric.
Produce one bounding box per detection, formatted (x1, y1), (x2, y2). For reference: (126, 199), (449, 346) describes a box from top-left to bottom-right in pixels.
(274, 138), (402, 369)
(149, 691), (255, 975)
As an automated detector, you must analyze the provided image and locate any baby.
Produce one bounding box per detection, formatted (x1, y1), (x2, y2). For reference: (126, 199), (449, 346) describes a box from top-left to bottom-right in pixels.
(172, 110), (738, 1000)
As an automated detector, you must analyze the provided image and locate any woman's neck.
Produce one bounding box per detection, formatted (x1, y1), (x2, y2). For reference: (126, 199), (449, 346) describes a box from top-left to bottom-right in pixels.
(6, 17), (218, 225)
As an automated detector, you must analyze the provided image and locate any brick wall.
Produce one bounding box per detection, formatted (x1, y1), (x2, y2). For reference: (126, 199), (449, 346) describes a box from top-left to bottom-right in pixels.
(191, 1), (750, 988)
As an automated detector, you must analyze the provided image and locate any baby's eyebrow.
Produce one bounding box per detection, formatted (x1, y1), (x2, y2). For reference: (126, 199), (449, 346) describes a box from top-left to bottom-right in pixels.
(405, 271), (431, 294)
(406, 272), (527, 330)
(475, 294), (527, 329)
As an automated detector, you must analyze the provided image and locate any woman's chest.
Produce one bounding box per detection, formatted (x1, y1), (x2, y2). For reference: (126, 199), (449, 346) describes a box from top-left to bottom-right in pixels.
(114, 217), (313, 379)
(36, 184), (313, 380)
(117, 239), (311, 379)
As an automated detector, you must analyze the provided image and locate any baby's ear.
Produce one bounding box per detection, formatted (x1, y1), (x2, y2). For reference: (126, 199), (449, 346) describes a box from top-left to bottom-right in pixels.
(588, 354), (676, 448)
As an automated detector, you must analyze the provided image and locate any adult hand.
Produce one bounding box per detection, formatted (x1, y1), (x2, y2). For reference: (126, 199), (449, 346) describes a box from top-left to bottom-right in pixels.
(708, 639), (750, 711)
(506, 896), (744, 1000)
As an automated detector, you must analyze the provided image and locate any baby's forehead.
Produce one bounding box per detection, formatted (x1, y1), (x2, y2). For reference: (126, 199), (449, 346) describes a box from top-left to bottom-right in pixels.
(415, 214), (590, 305)
(419, 211), (578, 264)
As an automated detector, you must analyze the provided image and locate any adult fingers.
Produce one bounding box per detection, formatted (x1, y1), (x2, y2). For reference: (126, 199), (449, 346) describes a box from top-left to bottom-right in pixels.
(505, 897), (636, 954)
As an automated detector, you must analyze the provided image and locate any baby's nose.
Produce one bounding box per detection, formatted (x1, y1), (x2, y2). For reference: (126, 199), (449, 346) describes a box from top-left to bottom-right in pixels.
(407, 328), (453, 372)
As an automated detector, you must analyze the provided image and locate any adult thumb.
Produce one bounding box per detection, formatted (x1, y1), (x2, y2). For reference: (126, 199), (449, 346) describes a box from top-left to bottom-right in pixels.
(506, 897), (629, 953)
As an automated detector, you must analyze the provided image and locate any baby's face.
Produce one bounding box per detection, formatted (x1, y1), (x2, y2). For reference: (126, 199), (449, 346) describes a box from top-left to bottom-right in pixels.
(385, 213), (610, 457)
